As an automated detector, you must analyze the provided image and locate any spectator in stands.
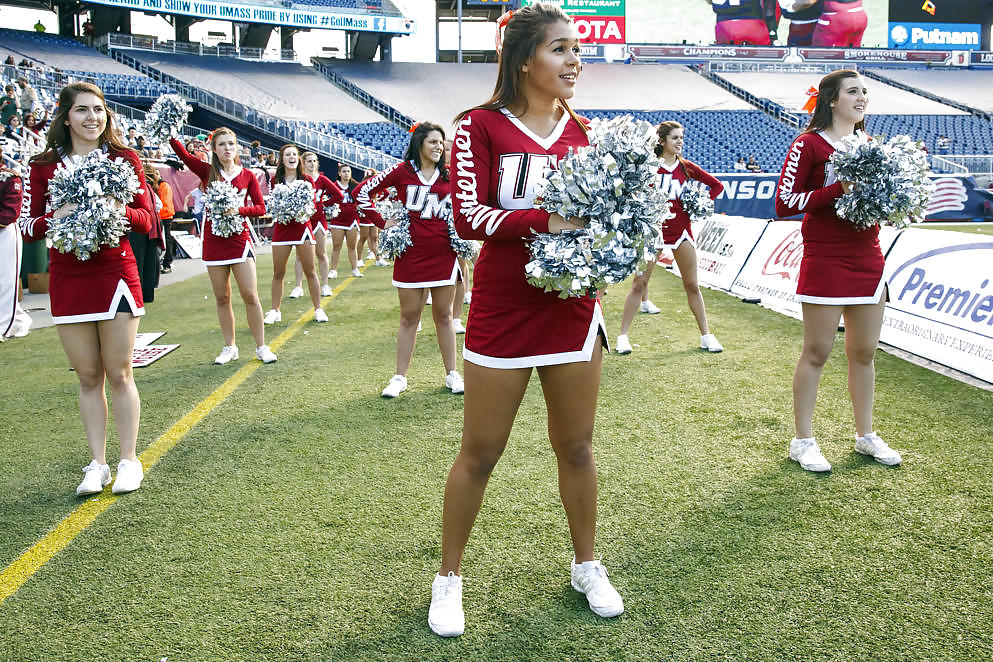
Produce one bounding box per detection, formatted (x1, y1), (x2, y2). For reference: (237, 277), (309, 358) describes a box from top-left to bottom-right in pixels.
(82, 19), (95, 47)
(22, 81), (155, 495)
(17, 78), (38, 120)
(615, 120), (726, 356)
(265, 152), (279, 167)
(155, 167), (176, 274)
(709, 0), (776, 46)
(746, 155), (762, 172)
(1, 86), (17, 128)
(775, 69), (901, 473)
(811, 0), (866, 47)
(429, 2), (623, 639)
(4, 115), (25, 141)
(261, 143), (327, 325)
(135, 135), (153, 158)
(734, 156), (747, 171)
(168, 128), (276, 365)
(23, 112), (42, 135)
(34, 20), (46, 33)
(184, 186), (204, 235)
(250, 140), (263, 166)
(126, 127), (138, 148)
(936, 135), (951, 155)
(779, 0), (823, 46)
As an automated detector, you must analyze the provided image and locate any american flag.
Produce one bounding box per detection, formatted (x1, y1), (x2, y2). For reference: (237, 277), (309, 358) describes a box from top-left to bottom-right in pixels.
(926, 177), (968, 215)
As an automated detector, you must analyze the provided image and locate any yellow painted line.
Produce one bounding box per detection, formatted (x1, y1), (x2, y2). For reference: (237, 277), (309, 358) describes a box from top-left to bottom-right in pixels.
(0, 270), (365, 605)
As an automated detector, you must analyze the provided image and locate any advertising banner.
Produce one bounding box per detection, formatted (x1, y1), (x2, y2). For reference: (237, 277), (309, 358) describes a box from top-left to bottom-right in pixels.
(687, 216), (770, 291)
(882, 228), (993, 383)
(713, 173), (781, 220)
(81, 0), (414, 34)
(524, 0), (625, 44)
(888, 0), (983, 50)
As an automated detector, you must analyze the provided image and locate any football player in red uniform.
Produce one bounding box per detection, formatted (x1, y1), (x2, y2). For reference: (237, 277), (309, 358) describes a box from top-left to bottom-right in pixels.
(427, 2), (623, 638)
(775, 70), (901, 473)
(22, 83), (155, 495)
(711, 0), (776, 45)
(811, 0), (867, 47)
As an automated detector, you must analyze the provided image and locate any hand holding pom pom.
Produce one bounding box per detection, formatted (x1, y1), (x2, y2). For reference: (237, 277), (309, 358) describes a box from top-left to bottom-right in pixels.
(143, 94), (192, 143)
(203, 181), (245, 237)
(267, 180), (316, 225)
(375, 194), (412, 259)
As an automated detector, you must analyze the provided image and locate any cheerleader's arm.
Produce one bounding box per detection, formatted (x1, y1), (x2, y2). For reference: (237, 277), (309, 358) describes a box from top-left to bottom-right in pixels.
(775, 137), (844, 217)
(168, 137), (210, 181)
(0, 176), (22, 227)
(356, 165), (404, 230)
(239, 174), (266, 218)
(122, 150), (155, 233)
(20, 164), (52, 241)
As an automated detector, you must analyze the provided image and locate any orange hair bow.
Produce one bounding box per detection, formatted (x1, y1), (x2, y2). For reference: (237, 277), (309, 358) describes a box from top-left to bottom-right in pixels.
(408, 122), (419, 134)
(495, 10), (514, 55)
(802, 86), (818, 114)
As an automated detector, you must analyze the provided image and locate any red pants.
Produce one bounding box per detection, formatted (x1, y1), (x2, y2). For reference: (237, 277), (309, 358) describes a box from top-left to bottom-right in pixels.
(812, 0), (866, 47)
(715, 19), (771, 46)
(787, 21), (817, 47)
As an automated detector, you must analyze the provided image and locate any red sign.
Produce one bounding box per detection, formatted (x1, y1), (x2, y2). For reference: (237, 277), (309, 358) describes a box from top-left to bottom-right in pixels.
(574, 16), (625, 45)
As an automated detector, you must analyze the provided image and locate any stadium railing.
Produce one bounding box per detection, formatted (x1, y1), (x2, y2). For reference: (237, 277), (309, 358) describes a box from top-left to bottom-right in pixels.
(108, 49), (399, 172)
(310, 58), (413, 130)
(700, 65), (802, 129)
(98, 34), (297, 63)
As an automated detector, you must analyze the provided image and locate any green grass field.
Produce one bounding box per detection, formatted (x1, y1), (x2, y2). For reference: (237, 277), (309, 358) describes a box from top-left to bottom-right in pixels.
(2, 258), (992, 660)
(917, 222), (993, 236)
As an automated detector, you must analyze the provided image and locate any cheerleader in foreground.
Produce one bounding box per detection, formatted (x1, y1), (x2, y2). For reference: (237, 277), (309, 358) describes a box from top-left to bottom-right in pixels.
(615, 121), (725, 355)
(326, 163), (361, 279)
(356, 122), (463, 398)
(775, 69), (900, 472)
(22, 83), (155, 494)
(262, 144), (327, 324)
(170, 130), (276, 364)
(427, 3), (623, 638)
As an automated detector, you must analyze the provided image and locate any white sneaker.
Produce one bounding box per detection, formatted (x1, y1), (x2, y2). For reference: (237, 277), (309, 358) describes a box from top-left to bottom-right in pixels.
(700, 333), (723, 353)
(375, 258), (389, 266)
(365, 250), (375, 261)
(6, 309), (32, 337)
(356, 259), (365, 268)
(640, 299), (661, 314)
(328, 269), (338, 279)
(214, 345), (239, 365)
(615, 334), (633, 355)
(76, 460), (111, 496)
(263, 309), (282, 325)
(453, 319), (466, 335)
(255, 345), (278, 363)
(464, 292), (472, 305)
(789, 437), (831, 472)
(571, 558), (624, 618)
(446, 370), (464, 394)
(425, 292), (432, 305)
(351, 268), (363, 278)
(321, 284), (334, 296)
(111, 459), (144, 494)
(288, 286), (304, 299)
(428, 572), (464, 637)
(417, 322), (422, 332)
(381, 374), (408, 398)
(855, 432), (902, 466)
(314, 308), (329, 323)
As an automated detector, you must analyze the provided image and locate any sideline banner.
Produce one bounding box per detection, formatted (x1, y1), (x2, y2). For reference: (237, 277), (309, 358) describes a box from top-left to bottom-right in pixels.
(686, 215), (769, 291)
(882, 228), (993, 383)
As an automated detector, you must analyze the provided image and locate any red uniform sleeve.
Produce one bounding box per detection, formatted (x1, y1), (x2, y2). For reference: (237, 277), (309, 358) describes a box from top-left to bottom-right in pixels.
(685, 161), (725, 200)
(776, 135), (844, 217)
(0, 175), (23, 228)
(121, 150), (155, 233)
(22, 161), (54, 241)
(452, 112), (551, 240)
(169, 137), (210, 182)
(356, 163), (406, 229)
(239, 172), (265, 218)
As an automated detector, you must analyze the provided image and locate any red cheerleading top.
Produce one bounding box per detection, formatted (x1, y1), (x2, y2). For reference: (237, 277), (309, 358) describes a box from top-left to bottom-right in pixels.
(356, 160), (458, 287)
(169, 137), (265, 264)
(325, 178), (359, 229)
(657, 158), (724, 247)
(269, 173), (316, 245)
(311, 172), (338, 231)
(775, 131), (879, 257)
(452, 107), (606, 368)
(0, 168), (23, 228)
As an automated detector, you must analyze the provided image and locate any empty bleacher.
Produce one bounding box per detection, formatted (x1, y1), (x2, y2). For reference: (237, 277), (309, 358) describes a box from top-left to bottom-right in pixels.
(0, 28), (140, 76)
(868, 68), (993, 114)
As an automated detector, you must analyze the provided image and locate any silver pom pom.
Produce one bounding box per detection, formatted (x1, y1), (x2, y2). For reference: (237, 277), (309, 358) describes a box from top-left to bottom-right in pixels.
(46, 150), (140, 261)
(143, 94), (192, 143)
(204, 181), (245, 238)
(374, 193), (412, 259)
(267, 180), (316, 225)
(680, 180), (715, 223)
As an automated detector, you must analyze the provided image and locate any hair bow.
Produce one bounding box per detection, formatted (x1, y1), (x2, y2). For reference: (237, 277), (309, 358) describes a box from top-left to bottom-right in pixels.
(802, 86), (818, 115)
(495, 10), (514, 55)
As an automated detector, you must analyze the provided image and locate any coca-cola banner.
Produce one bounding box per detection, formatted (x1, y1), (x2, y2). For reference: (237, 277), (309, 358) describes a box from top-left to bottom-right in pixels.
(881, 228), (993, 383)
(675, 215), (770, 291)
(713, 173), (993, 223)
(729, 221), (901, 320)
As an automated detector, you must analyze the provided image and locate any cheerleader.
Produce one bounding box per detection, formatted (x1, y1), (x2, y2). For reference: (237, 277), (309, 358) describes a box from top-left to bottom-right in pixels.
(355, 166), (388, 268)
(291, 151), (333, 297)
(615, 121), (725, 355)
(262, 144), (327, 324)
(428, 3), (623, 638)
(326, 163), (362, 279)
(356, 122), (463, 398)
(21, 82), (155, 495)
(169, 130), (277, 364)
(444, 137), (470, 334)
(0, 147), (30, 340)
(775, 69), (901, 472)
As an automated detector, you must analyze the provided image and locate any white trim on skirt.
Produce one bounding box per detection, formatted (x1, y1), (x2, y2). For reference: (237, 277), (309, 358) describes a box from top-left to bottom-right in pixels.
(393, 260), (461, 289)
(203, 241), (256, 266)
(53, 279), (145, 324)
(798, 275), (885, 306)
(272, 224), (316, 246)
(463, 301), (608, 369)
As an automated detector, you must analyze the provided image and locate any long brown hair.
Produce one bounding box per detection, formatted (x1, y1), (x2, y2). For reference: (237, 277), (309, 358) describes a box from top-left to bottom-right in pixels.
(453, 2), (586, 133)
(207, 127), (239, 185)
(30, 82), (128, 165)
(273, 143), (304, 184)
(404, 122), (448, 181)
(802, 69), (867, 135)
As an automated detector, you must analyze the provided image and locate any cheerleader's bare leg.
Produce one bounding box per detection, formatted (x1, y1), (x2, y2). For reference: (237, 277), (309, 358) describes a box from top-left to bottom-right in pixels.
(439, 363), (532, 575)
(673, 243), (710, 335)
(452, 266), (465, 322)
(429, 284), (457, 373)
(619, 264), (654, 336)
(357, 225), (370, 260)
(368, 226), (382, 262)
(330, 228), (345, 272)
(395, 288), (425, 375)
(207, 265), (237, 346)
(314, 227), (329, 283)
(793, 303), (845, 439)
(296, 242), (322, 309)
(537, 341), (603, 563)
(270, 244), (293, 312)
(97, 314), (141, 461)
(230, 260), (266, 348)
(345, 227), (359, 271)
(293, 255), (304, 291)
(842, 297), (885, 437)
